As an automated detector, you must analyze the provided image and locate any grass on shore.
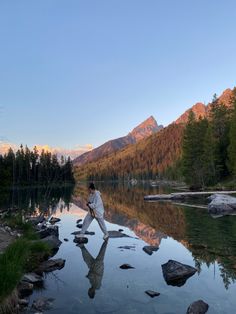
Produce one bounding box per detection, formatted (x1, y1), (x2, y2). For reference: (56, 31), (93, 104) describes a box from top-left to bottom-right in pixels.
(0, 218), (51, 302)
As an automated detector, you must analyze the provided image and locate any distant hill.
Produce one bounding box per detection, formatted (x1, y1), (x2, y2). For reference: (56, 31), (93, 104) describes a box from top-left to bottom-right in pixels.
(73, 116), (163, 166)
(74, 87), (235, 181)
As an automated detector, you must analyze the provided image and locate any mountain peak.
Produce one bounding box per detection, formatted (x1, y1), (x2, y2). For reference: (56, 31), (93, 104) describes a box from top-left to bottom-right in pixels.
(73, 116), (163, 166)
(175, 102), (206, 124)
(130, 116), (162, 141)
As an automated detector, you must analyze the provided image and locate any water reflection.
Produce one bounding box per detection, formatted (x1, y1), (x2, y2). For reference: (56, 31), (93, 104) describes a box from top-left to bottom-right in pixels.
(74, 183), (236, 289)
(79, 241), (108, 299)
(1, 183), (236, 289)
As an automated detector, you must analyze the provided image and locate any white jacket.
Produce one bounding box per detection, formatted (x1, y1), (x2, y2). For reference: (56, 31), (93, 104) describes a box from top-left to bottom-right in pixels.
(88, 190), (105, 218)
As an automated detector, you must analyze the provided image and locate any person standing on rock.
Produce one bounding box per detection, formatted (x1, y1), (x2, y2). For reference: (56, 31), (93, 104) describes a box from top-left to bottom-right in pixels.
(78, 183), (109, 241)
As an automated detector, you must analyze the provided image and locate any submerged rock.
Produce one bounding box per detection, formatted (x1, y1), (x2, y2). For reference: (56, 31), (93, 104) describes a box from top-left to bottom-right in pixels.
(64, 238), (69, 242)
(32, 297), (54, 311)
(187, 300), (209, 314)
(120, 264), (135, 270)
(37, 259), (65, 273)
(143, 246), (159, 256)
(145, 290), (160, 298)
(162, 260), (197, 287)
(208, 194), (236, 214)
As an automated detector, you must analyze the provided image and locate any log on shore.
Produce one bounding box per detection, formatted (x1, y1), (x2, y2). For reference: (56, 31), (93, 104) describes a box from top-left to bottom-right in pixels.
(144, 191), (236, 201)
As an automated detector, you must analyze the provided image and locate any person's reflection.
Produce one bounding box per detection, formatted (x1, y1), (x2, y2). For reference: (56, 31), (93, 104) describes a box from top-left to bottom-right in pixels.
(79, 241), (108, 299)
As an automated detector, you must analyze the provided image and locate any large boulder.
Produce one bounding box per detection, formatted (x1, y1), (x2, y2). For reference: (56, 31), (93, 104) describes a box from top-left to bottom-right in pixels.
(208, 194), (236, 214)
(187, 300), (209, 314)
(162, 260), (197, 287)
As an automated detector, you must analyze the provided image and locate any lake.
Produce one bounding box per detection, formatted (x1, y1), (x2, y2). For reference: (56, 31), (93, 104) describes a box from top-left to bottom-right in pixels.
(1, 183), (236, 314)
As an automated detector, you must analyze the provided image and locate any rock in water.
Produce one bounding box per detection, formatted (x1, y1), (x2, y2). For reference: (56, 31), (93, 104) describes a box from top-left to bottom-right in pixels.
(208, 194), (236, 214)
(17, 282), (34, 298)
(187, 300), (209, 314)
(40, 235), (62, 250)
(32, 297), (54, 311)
(108, 231), (130, 238)
(77, 223), (83, 229)
(74, 236), (88, 244)
(36, 225), (59, 239)
(49, 217), (61, 224)
(22, 273), (43, 284)
(76, 219), (82, 224)
(37, 259), (65, 273)
(143, 246), (159, 256)
(162, 260), (197, 287)
(145, 290), (160, 298)
(120, 264), (135, 270)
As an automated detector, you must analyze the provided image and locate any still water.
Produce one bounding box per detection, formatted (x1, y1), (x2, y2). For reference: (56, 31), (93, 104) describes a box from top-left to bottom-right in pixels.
(1, 184), (236, 314)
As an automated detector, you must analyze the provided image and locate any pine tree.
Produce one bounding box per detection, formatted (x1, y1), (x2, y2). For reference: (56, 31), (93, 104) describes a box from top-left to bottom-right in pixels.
(228, 90), (236, 177)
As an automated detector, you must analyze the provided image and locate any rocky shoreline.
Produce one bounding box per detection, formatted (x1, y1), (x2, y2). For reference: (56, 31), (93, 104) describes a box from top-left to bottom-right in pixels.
(0, 211), (211, 314)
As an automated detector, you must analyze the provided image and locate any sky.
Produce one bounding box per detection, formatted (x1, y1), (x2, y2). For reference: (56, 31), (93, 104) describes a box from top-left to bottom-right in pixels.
(0, 0), (236, 150)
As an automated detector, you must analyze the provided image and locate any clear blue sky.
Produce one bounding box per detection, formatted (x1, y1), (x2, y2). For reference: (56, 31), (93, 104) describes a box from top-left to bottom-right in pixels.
(0, 0), (236, 148)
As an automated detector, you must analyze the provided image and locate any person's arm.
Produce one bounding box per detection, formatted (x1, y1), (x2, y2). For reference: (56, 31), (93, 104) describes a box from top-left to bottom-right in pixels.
(88, 193), (99, 210)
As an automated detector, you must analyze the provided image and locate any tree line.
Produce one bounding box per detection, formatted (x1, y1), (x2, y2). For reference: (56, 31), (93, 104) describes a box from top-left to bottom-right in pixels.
(0, 145), (75, 187)
(182, 90), (236, 188)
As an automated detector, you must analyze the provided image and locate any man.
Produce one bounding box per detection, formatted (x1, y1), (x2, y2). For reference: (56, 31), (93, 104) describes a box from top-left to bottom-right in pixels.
(78, 183), (109, 241)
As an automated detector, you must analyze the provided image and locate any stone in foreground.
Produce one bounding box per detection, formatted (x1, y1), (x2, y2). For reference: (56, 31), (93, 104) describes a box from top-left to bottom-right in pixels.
(74, 236), (88, 244)
(162, 260), (197, 287)
(120, 264), (135, 270)
(143, 246), (159, 256)
(145, 290), (160, 298)
(187, 300), (209, 314)
(208, 194), (236, 214)
(37, 259), (65, 273)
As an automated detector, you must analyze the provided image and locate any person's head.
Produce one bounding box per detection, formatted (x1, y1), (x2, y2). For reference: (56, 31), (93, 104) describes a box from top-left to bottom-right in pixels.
(88, 182), (96, 194)
(88, 287), (96, 299)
